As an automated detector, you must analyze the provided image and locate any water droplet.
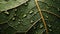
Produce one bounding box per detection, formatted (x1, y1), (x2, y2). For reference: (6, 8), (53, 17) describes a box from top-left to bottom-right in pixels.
(14, 14), (16, 16)
(46, 6), (49, 9)
(18, 22), (20, 24)
(58, 8), (60, 11)
(24, 3), (28, 6)
(18, 19), (21, 21)
(14, 9), (17, 11)
(18, 19), (23, 22)
(30, 20), (34, 24)
(12, 17), (15, 21)
(34, 12), (38, 15)
(23, 14), (27, 18)
(48, 24), (52, 28)
(49, 29), (52, 32)
(45, 19), (48, 21)
(29, 10), (33, 14)
(46, 16), (48, 18)
(4, 11), (9, 15)
(40, 24), (43, 29)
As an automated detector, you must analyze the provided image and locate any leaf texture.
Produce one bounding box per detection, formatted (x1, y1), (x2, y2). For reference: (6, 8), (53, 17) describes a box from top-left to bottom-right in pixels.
(0, 0), (60, 34)
(0, 0), (28, 11)
(0, 9), (15, 24)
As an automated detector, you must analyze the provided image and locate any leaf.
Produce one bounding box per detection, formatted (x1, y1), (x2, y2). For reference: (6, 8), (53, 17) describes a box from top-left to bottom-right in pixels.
(0, 9), (15, 24)
(0, 23), (9, 30)
(0, 23), (17, 34)
(8, 0), (60, 33)
(27, 21), (45, 34)
(31, 0), (60, 34)
(0, 0), (28, 11)
(8, 0), (41, 32)
(42, 11), (60, 34)
(38, 0), (60, 8)
(0, 0), (60, 34)
(35, 0), (48, 34)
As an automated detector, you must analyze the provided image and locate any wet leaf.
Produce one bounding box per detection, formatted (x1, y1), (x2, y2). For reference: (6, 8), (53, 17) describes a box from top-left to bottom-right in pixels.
(0, 0), (28, 11)
(0, 9), (15, 24)
(0, 23), (17, 34)
(8, 0), (40, 32)
(0, 0), (60, 34)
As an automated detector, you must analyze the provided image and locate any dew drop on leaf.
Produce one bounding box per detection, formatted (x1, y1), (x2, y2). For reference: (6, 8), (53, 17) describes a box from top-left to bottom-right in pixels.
(30, 20), (34, 24)
(58, 8), (60, 11)
(4, 11), (9, 15)
(23, 14), (27, 18)
(34, 12), (38, 15)
(39, 24), (43, 29)
(47, 6), (49, 8)
(45, 19), (48, 21)
(48, 24), (52, 28)
(29, 10), (34, 14)
(9, 23), (12, 25)
(18, 19), (21, 21)
(12, 17), (15, 21)
(14, 9), (17, 11)
(24, 3), (28, 6)
(46, 15), (48, 19)
(18, 22), (20, 24)
(49, 29), (52, 32)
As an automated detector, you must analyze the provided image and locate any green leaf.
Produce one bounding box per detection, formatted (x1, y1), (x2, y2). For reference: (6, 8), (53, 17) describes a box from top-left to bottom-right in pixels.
(38, 0), (60, 8)
(0, 23), (17, 34)
(0, 0), (28, 11)
(0, 0), (60, 34)
(27, 21), (45, 34)
(0, 9), (15, 24)
(8, 0), (41, 32)
(8, 0), (60, 33)
(42, 11), (60, 34)
(0, 23), (9, 30)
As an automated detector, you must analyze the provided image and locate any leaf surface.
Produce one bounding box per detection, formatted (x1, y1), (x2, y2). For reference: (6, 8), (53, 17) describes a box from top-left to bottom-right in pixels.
(0, 0), (28, 11)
